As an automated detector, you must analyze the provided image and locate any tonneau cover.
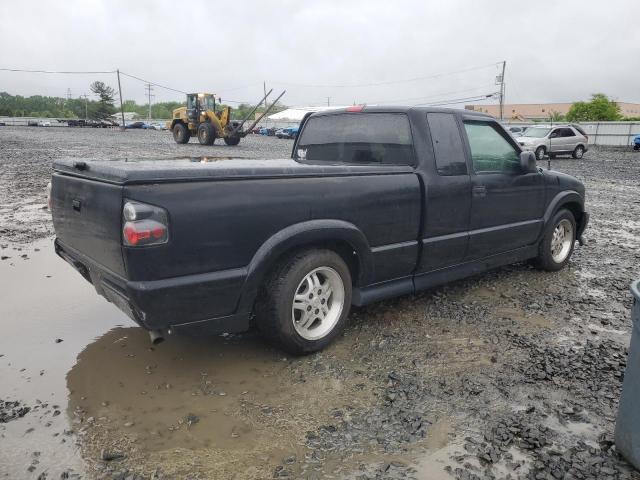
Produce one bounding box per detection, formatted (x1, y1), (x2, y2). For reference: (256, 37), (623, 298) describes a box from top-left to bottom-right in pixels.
(53, 157), (414, 185)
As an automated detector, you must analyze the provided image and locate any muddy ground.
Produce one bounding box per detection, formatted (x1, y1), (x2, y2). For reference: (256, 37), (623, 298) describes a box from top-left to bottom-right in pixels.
(1, 126), (639, 480)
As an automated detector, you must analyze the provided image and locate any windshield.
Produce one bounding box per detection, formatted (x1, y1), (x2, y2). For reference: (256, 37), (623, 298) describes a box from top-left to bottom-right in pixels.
(522, 127), (550, 138)
(295, 113), (414, 165)
(198, 95), (215, 111)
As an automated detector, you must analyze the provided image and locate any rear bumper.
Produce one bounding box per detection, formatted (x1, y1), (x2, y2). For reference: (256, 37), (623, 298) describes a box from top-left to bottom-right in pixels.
(55, 239), (251, 334)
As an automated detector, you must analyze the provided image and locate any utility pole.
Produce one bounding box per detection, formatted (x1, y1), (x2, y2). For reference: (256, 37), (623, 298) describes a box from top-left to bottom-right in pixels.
(497, 60), (506, 120)
(116, 69), (125, 130)
(81, 94), (88, 120)
(263, 81), (269, 127)
(327, 97), (331, 107)
(66, 88), (72, 100)
(145, 83), (154, 121)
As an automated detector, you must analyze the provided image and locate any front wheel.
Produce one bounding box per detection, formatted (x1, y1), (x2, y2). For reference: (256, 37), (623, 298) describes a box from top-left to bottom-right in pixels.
(534, 209), (576, 271)
(535, 146), (546, 160)
(224, 135), (241, 146)
(255, 249), (352, 355)
(572, 145), (585, 159)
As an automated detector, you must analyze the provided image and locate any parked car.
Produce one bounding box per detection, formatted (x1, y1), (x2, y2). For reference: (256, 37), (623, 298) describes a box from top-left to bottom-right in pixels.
(516, 125), (589, 160)
(633, 135), (640, 151)
(277, 127), (299, 139)
(505, 125), (528, 136)
(126, 121), (146, 129)
(38, 120), (52, 127)
(50, 106), (589, 354)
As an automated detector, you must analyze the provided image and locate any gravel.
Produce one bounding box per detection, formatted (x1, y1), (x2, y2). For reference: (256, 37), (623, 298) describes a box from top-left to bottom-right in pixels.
(1, 126), (640, 479)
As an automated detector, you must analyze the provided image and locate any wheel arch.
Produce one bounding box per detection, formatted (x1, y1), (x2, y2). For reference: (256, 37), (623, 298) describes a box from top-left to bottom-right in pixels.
(543, 191), (585, 235)
(235, 220), (373, 315)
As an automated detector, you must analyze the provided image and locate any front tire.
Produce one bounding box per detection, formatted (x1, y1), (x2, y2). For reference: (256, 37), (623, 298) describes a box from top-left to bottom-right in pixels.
(255, 249), (352, 355)
(535, 146), (546, 160)
(572, 145), (585, 159)
(224, 135), (241, 146)
(172, 123), (190, 144)
(534, 209), (576, 271)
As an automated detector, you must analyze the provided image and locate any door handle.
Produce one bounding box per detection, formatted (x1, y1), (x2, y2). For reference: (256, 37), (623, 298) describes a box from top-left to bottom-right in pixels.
(472, 185), (487, 197)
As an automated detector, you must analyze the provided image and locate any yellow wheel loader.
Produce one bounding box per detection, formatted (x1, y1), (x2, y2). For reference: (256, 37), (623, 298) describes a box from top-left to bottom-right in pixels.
(166, 90), (285, 146)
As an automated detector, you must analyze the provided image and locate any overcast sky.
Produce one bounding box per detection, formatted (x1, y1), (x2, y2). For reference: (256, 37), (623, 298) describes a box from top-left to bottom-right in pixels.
(1, 0), (638, 108)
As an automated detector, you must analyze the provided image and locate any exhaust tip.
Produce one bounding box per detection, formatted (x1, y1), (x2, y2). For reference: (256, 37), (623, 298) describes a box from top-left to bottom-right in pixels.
(149, 329), (165, 345)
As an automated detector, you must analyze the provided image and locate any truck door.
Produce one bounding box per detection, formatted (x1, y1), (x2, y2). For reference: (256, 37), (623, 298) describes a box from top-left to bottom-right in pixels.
(416, 112), (472, 272)
(462, 119), (545, 259)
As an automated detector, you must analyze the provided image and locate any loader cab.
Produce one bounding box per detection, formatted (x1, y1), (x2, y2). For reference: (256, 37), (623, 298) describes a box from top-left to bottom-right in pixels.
(186, 93), (216, 123)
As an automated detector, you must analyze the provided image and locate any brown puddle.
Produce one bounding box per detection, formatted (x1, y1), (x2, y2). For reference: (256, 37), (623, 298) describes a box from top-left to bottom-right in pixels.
(0, 238), (129, 477)
(67, 328), (293, 453)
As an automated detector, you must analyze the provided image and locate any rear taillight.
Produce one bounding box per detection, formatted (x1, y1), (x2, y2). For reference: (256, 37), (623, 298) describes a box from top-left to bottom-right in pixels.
(122, 200), (169, 247)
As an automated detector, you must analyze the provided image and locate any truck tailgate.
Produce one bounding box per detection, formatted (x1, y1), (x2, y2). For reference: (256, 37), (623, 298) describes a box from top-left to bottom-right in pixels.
(51, 173), (126, 277)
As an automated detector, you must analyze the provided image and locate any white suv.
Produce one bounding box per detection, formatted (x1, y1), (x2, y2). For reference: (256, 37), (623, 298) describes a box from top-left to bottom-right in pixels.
(516, 125), (589, 160)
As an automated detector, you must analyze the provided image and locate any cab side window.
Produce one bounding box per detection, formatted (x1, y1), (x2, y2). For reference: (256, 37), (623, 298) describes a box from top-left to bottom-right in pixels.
(427, 113), (468, 175)
(463, 121), (521, 174)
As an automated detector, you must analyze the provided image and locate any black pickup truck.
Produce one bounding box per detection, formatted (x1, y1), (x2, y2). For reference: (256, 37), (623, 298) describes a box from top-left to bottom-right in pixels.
(51, 106), (589, 354)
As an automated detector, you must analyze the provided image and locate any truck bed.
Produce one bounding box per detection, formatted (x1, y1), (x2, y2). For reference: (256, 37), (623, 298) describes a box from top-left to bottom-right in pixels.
(53, 157), (414, 184)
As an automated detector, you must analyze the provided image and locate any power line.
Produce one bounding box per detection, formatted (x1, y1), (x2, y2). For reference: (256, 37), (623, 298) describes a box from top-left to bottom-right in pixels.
(0, 68), (116, 74)
(269, 62), (501, 89)
(408, 93), (498, 108)
(369, 84), (497, 105)
(118, 71), (186, 95)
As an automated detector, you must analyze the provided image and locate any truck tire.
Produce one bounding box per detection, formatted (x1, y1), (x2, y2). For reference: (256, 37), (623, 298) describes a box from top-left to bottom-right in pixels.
(172, 123), (190, 144)
(535, 146), (546, 160)
(534, 209), (576, 272)
(197, 123), (215, 145)
(255, 249), (352, 355)
(224, 135), (241, 146)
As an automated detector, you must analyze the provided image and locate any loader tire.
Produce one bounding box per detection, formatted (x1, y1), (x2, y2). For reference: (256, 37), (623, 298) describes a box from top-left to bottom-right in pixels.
(224, 135), (241, 146)
(172, 123), (190, 144)
(197, 123), (215, 145)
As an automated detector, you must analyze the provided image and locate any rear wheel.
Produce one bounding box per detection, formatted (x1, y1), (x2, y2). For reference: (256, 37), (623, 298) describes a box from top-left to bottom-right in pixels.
(572, 145), (585, 159)
(172, 123), (190, 144)
(255, 249), (352, 355)
(535, 146), (546, 160)
(534, 209), (576, 271)
(224, 135), (241, 146)
(197, 123), (215, 145)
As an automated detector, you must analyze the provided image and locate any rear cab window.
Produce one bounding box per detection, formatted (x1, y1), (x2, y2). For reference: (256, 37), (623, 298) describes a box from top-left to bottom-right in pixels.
(427, 112), (468, 175)
(295, 113), (415, 166)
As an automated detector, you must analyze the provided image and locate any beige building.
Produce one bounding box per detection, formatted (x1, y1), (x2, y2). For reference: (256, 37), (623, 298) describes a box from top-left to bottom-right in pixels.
(465, 102), (640, 120)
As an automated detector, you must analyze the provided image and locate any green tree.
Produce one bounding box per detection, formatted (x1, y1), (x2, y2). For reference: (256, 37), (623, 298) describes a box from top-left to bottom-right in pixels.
(90, 81), (116, 120)
(566, 94), (621, 122)
(549, 110), (565, 122)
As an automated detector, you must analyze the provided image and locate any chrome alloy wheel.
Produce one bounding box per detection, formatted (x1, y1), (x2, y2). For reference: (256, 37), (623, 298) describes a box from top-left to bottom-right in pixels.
(291, 266), (345, 341)
(551, 218), (574, 263)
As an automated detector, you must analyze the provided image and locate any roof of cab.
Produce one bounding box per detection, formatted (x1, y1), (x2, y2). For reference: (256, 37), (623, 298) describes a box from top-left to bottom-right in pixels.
(309, 105), (495, 120)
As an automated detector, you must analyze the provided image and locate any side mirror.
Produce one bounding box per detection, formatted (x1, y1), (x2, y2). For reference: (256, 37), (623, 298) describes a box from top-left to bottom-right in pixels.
(549, 132), (558, 138)
(520, 151), (537, 173)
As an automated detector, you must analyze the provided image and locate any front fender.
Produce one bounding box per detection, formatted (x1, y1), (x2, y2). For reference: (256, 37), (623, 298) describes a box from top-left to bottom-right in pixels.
(235, 219), (373, 315)
(543, 190), (584, 224)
